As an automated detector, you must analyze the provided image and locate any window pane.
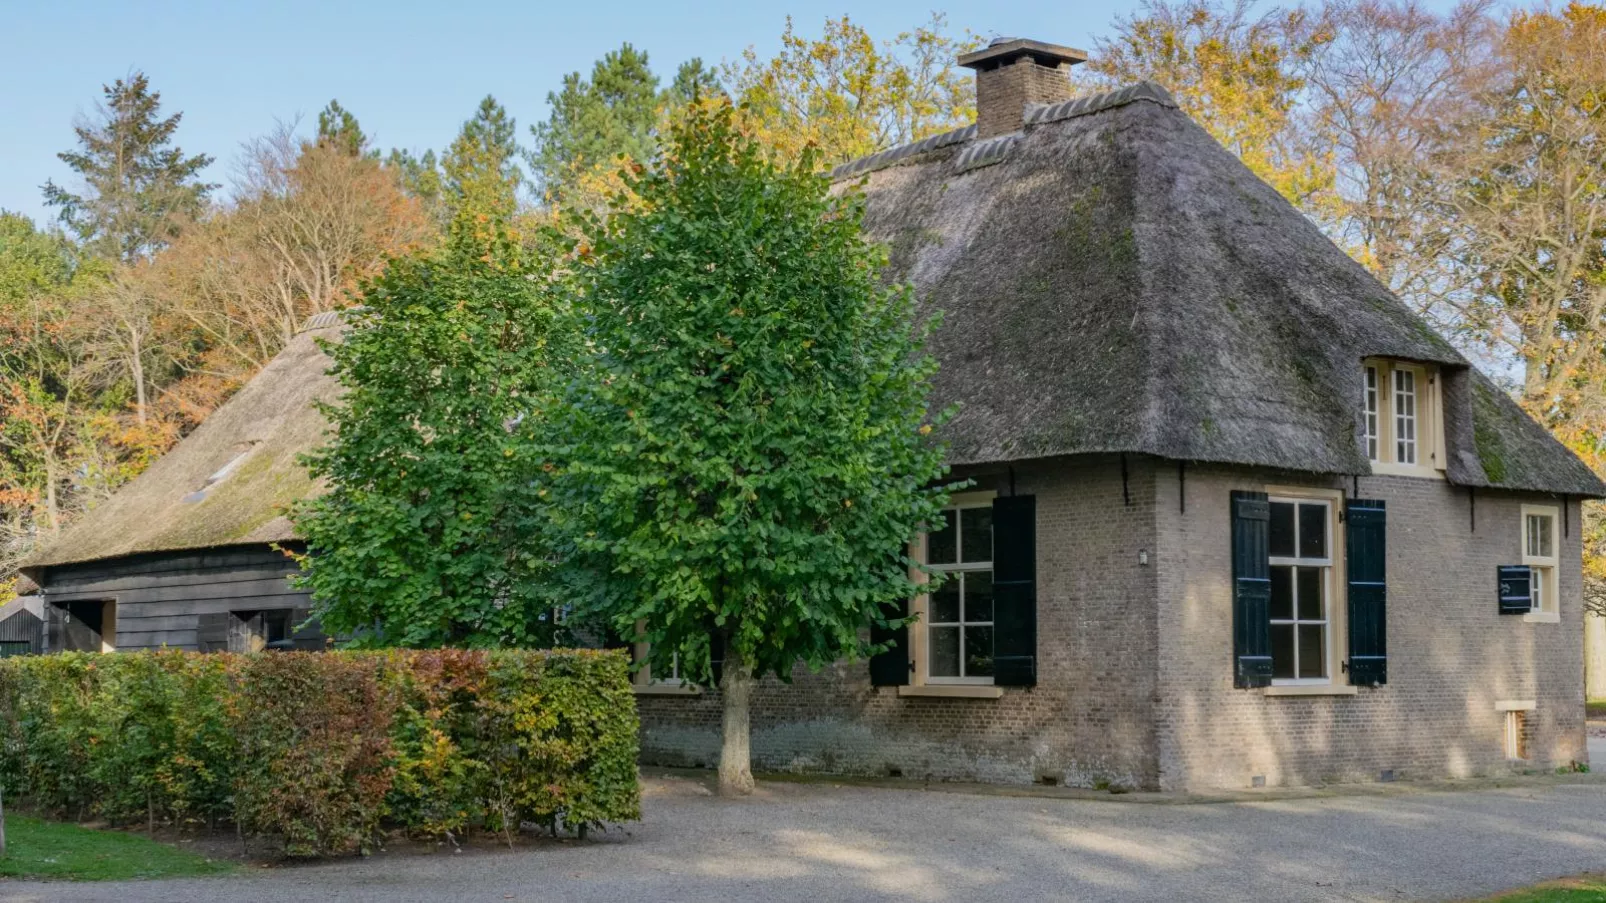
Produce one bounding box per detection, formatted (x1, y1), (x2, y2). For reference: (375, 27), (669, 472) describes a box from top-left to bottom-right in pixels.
(965, 571), (994, 623)
(1298, 625), (1326, 679)
(1531, 568), (1546, 613)
(1269, 566), (1293, 621)
(1529, 514), (1553, 559)
(1365, 366), (1379, 462)
(929, 627), (960, 677)
(1271, 624), (1296, 679)
(1269, 502), (1295, 558)
(961, 507), (993, 564)
(928, 510), (958, 565)
(965, 626), (994, 677)
(1298, 504), (1327, 559)
(930, 578), (960, 623)
(1296, 566), (1324, 620)
(1394, 369), (1417, 465)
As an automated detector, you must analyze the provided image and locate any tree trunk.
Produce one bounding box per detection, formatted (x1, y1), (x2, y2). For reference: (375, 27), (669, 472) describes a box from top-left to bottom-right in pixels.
(718, 643), (756, 797)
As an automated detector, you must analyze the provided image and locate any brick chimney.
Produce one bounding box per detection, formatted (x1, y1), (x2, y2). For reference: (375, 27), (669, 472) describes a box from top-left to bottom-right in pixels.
(958, 38), (1087, 139)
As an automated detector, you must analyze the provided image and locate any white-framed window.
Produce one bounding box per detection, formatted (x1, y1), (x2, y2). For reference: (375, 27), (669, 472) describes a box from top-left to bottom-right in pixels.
(1364, 365), (1380, 461)
(1521, 505), (1559, 618)
(1268, 495), (1335, 684)
(922, 496), (995, 684)
(1393, 368), (1418, 465)
(1363, 359), (1443, 476)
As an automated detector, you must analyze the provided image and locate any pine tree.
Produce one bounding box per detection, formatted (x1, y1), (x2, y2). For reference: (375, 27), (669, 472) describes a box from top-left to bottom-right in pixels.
(442, 96), (523, 221)
(42, 71), (215, 262)
(316, 99), (370, 157)
(527, 44), (663, 198)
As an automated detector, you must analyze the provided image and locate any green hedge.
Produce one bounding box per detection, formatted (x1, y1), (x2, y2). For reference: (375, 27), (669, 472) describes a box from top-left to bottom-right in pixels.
(0, 649), (640, 857)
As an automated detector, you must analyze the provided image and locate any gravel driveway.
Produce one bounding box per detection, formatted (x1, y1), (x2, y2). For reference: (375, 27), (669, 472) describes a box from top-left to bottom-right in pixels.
(6, 773), (1606, 903)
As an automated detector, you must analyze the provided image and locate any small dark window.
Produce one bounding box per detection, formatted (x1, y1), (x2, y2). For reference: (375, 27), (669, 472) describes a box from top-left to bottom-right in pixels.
(1298, 503), (1327, 558)
(1269, 502), (1296, 558)
(927, 510), (958, 565)
(0, 641), (31, 657)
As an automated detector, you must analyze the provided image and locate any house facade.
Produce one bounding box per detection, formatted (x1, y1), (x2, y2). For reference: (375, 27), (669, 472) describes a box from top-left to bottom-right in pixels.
(630, 39), (1603, 790)
(18, 39), (1602, 791)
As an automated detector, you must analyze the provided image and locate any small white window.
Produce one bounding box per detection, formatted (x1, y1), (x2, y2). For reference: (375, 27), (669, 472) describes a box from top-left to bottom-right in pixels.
(1268, 497), (1333, 683)
(1364, 365), (1380, 462)
(1503, 709), (1528, 760)
(1363, 359), (1441, 475)
(924, 503), (995, 684)
(1521, 506), (1559, 617)
(1393, 369), (1417, 465)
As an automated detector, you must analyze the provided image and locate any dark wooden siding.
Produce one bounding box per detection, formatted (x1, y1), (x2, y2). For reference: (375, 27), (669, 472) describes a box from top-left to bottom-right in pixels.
(36, 544), (318, 652)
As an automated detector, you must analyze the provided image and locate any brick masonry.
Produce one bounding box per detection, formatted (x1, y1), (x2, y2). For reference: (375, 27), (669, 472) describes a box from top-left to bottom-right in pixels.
(973, 58), (1075, 139)
(636, 454), (1588, 791)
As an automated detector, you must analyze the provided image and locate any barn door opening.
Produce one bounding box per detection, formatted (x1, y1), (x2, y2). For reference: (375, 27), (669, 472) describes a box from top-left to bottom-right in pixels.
(55, 600), (116, 652)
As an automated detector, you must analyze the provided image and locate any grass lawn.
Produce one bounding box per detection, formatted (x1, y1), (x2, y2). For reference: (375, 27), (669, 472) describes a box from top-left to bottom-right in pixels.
(1587, 699), (1606, 720)
(1478, 875), (1606, 901)
(0, 815), (233, 881)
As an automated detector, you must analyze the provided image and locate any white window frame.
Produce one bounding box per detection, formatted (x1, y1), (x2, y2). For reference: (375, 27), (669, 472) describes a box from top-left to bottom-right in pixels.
(1266, 489), (1346, 689)
(631, 622), (699, 695)
(1521, 504), (1560, 624)
(1363, 359), (1445, 478)
(911, 491), (997, 687)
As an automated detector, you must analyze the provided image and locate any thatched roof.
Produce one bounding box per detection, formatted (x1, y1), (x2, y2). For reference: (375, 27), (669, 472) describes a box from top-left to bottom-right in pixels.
(835, 82), (1604, 498)
(21, 82), (1603, 575)
(22, 315), (343, 572)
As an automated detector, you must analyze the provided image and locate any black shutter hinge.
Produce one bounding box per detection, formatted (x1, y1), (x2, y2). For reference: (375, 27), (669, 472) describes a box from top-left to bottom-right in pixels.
(1341, 659), (1349, 673)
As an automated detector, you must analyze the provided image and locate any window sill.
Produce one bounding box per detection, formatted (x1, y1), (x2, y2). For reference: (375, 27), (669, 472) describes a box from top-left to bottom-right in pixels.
(1496, 699), (1536, 712)
(1263, 684), (1359, 697)
(1367, 462), (1446, 479)
(897, 684), (1004, 699)
(1522, 611), (1560, 624)
(633, 683), (702, 696)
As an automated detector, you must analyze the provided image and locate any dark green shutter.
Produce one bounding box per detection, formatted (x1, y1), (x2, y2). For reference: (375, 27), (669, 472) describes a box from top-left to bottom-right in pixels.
(992, 495), (1037, 687)
(869, 597), (910, 686)
(1346, 499), (1387, 686)
(1498, 566), (1532, 614)
(1231, 491), (1274, 688)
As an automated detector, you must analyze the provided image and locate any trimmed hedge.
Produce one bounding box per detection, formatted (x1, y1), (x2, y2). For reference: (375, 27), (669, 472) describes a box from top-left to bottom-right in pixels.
(0, 649), (640, 857)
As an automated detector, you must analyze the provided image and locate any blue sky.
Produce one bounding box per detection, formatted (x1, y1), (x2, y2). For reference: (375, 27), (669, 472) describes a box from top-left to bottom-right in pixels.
(0, 1), (1169, 227)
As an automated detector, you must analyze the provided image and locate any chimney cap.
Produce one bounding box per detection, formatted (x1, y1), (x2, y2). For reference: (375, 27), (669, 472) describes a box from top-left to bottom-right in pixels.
(958, 38), (1088, 71)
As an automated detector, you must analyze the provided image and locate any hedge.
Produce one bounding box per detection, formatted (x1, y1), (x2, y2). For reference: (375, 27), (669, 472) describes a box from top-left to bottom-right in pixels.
(0, 649), (640, 857)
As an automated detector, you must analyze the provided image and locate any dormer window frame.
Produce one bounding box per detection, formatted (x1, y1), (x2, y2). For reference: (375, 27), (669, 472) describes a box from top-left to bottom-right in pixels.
(1363, 358), (1446, 478)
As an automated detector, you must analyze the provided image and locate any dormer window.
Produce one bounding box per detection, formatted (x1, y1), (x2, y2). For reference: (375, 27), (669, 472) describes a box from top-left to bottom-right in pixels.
(1363, 359), (1444, 477)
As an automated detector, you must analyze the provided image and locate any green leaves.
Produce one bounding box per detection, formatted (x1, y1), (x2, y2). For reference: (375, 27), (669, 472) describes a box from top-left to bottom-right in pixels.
(292, 223), (571, 648)
(552, 101), (954, 685)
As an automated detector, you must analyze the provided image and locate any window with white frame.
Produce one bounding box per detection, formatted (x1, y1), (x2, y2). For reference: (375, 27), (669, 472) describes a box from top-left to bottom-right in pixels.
(925, 502), (995, 683)
(1363, 359), (1442, 475)
(1268, 496), (1333, 682)
(1522, 505), (1558, 616)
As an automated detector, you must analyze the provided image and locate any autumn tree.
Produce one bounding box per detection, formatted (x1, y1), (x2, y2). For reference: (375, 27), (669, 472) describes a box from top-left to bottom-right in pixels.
(725, 13), (980, 167)
(554, 103), (951, 796)
(42, 71), (215, 262)
(443, 96), (524, 221)
(1303, 0), (1496, 307)
(1087, 0), (1335, 207)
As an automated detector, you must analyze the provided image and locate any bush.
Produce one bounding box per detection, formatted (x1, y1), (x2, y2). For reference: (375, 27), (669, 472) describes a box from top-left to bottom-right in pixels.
(0, 648), (639, 857)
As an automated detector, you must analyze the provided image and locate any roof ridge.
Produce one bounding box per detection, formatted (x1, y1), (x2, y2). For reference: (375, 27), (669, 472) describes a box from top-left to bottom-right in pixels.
(298, 307), (364, 333)
(829, 82), (1179, 183)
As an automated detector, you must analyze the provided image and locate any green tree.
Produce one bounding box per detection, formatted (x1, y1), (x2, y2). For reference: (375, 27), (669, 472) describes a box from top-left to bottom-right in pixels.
(528, 44), (663, 199)
(0, 213), (73, 310)
(442, 96), (523, 221)
(665, 58), (726, 109)
(386, 148), (447, 225)
(42, 71), (215, 262)
(554, 102), (952, 796)
(316, 99), (370, 157)
(293, 225), (567, 648)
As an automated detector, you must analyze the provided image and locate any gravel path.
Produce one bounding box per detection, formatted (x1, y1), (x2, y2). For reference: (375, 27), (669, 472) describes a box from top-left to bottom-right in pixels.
(5, 774), (1606, 903)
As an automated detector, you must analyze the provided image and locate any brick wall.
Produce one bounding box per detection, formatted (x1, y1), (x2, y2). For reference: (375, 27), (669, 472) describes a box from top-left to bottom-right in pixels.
(636, 454), (1588, 790)
(1153, 464), (1586, 790)
(974, 58), (1074, 139)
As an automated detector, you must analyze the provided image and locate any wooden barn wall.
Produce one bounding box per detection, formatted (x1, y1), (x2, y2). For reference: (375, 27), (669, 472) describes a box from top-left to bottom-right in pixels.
(36, 545), (317, 652)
